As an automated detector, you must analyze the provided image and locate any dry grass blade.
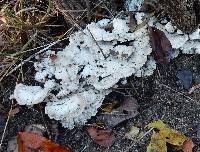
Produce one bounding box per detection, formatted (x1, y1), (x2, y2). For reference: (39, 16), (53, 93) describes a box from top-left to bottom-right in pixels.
(0, 0), (69, 81)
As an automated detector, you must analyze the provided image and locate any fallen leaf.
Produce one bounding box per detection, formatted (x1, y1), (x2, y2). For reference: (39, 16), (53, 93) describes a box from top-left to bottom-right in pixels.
(7, 124), (47, 152)
(177, 69), (193, 90)
(182, 139), (195, 152)
(146, 120), (189, 152)
(147, 131), (167, 152)
(17, 132), (72, 152)
(96, 97), (138, 128)
(148, 26), (172, 65)
(87, 126), (116, 147)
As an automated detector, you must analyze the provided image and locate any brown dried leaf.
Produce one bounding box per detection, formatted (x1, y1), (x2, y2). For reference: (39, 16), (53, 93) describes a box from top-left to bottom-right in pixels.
(96, 97), (138, 128)
(148, 26), (172, 65)
(87, 126), (116, 147)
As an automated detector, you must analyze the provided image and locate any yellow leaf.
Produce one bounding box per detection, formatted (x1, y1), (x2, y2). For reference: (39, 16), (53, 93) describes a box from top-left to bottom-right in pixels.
(146, 119), (167, 130)
(147, 131), (167, 152)
(146, 120), (188, 152)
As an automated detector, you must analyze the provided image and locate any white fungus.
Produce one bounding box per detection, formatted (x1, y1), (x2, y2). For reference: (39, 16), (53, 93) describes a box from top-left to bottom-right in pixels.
(13, 0), (200, 129)
(13, 14), (153, 129)
(13, 80), (55, 105)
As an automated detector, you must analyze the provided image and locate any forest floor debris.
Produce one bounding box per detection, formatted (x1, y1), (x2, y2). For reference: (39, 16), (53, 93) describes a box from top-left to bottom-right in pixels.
(1, 0), (200, 152)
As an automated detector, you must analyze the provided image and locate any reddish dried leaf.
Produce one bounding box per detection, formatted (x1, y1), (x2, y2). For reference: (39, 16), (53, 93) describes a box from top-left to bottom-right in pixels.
(148, 26), (172, 65)
(87, 126), (116, 147)
(182, 139), (195, 152)
(17, 132), (72, 152)
(96, 97), (138, 128)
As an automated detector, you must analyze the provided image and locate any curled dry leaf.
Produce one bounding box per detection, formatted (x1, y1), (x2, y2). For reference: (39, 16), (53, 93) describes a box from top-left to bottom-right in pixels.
(96, 97), (139, 128)
(17, 132), (72, 152)
(148, 26), (172, 65)
(87, 126), (116, 147)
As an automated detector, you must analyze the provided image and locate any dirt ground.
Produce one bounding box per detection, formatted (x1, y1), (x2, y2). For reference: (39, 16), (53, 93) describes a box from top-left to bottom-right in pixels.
(0, 54), (200, 152)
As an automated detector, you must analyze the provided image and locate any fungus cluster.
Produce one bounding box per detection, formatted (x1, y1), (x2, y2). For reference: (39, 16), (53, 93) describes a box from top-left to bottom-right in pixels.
(12, 0), (200, 129)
